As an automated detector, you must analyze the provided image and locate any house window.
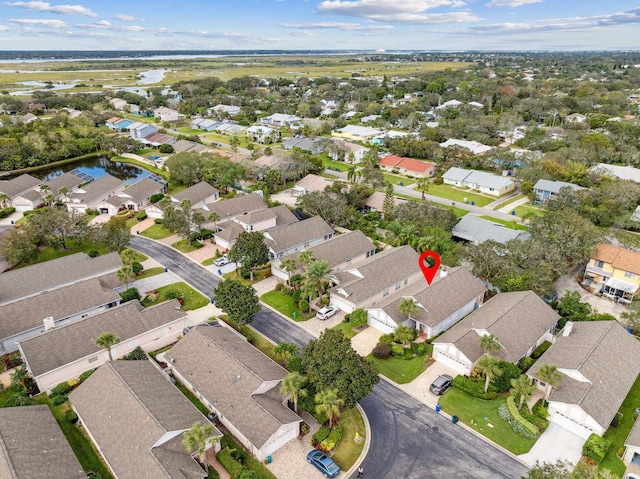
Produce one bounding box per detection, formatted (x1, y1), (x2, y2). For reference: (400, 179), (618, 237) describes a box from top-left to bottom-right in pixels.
(304, 243), (310, 248)
(625, 271), (636, 279)
(88, 356), (98, 363)
(595, 260), (604, 268)
(383, 289), (389, 297)
(395, 282), (401, 291)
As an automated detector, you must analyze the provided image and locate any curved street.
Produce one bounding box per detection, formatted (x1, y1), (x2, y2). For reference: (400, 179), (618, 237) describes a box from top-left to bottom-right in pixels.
(129, 235), (528, 479)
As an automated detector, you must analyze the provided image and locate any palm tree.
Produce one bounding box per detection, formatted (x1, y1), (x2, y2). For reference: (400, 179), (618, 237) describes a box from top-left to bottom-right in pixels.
(229, 135), (240, 161)
(208, 212), (220, 233)
(510, 375), (534, 410)
(281, 372), (308, 413)
(415, 177), (430, 201)
(479, 334), (501, 356)
(394, 325), (415, 348)
(315, 388), (344, 429)
(304, 260), (332, 300)
(95, 332), (120, 361)
(120, 248), (137, 267)
(399, 297), (419, 321)
(182, 422), (219, 474)
(537, 364), (562, 400)
(476, 355), (502, 393)
(116, 264), (135, 289)
(10, 365), (30, 392)
(0, 193), (10, 209)
(43, 194), (55, 206)
(298, 250), (316, 267)
(39, 183), (50, 194)
(280, 258), (297, 286)
(273, 342), (298, 365)
(347, 164), (359, 184)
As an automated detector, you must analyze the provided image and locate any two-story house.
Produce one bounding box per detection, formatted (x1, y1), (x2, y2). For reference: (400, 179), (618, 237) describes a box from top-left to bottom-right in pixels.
(583, 244), (640, 303)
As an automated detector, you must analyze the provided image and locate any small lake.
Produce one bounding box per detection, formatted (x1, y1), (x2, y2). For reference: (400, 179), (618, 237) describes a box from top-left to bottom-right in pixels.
(29, 156), (151, 185)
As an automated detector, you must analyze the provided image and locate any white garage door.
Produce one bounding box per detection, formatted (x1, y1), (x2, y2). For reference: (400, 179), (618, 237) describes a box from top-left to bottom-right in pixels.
(331, 297), (354, 314)
(367, 316), (395, 334)
(551, 412), (593, 440)
(263, 427), (297, 458)
(435, 351), (468, 376)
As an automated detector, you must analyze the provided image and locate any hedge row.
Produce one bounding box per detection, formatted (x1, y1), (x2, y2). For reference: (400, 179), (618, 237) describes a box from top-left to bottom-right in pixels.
(506, 396), (539, 436)
(452, 375), (497, 400)
(0, 207), (15, 218)
(582, 433), (611, 464)
(217, 447), (243, 478)
(320, 425), (343, 452)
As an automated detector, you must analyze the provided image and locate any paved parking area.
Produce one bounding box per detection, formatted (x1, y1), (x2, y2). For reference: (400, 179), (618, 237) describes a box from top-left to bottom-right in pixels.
(555, 272), (627, 320)
(398, 361), (459, 409)
(350, 327), (383, 357)
(518, 423), (585, 467)
(132, 272), (181, 295)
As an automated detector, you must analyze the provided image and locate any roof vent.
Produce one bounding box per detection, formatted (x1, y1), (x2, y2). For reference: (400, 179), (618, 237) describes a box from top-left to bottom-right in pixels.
(43, 316), (55, 331)
(563, 321), (574, 337)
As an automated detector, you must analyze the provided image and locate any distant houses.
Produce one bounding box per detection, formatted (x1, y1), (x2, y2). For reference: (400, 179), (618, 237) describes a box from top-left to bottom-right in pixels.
(378, 155), (436, 178)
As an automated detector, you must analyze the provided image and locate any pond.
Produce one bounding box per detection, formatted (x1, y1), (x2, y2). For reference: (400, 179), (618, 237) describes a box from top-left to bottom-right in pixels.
(30, 156), (151, 185)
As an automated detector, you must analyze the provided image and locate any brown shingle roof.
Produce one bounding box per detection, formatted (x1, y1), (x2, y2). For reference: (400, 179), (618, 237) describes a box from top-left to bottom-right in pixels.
(592, 243), (640, 275)
(203, 193), (267, 219)
(0, 174), (41, 199)
(46, 171), (85, 195)
(116, 177), (165, 204)
(172, 181), (218, 205)
(66, 174), (123, 205)
(20, 300), (186, 376)
(0, 405), (85, 479)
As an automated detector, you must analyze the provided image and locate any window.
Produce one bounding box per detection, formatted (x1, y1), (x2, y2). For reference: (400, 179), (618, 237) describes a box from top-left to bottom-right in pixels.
(88, 356), (98, 363)
(625, 271), (636, 279)
(383, 289), (389, 297)
(595, 260), (604, 268)
(395, 282), (401, 290)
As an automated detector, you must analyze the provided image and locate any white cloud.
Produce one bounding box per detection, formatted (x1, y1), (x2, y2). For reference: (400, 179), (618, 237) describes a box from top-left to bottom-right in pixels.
(486, 0), (543, 6)
(0, 25), (8, 31)
(114, 13), (136, 21)
(318, 0), (467, 16)
(10, 18), (66, 27)
(289, 30), (314, 36)
(3, 1), (97, 16)
(280, 21), (393, 31)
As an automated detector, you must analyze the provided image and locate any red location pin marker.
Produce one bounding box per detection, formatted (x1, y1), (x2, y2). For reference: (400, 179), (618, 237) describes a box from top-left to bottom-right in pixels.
(418, 251), (441, 286)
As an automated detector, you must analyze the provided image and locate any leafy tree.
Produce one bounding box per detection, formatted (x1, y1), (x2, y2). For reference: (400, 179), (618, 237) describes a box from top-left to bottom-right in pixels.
(182, 422), (219, 474)
(510, 375), (534, 410)
(554, 291), (592, 327)
(94, 216), (130, 252)
(314, 388), (344, 428)
(28, 206), (89, 250)
(10, 365), (30, 392)
(536, 364), (562, 400)
(349, 308), (368, 328)
(95, 332), (120, 361)
(476, 355), (502, 393)
(165, 152), (207, 185)
(479, 334), (501, 356)
(162, 199), (204, 240)
(296, 191), (350, 227)
(228, 231), (269, 281)
(273, 342), (298, 365)
(280, 258), (297, 286)
(301, 329), (379, 408)
(213, 278), (260, 329)
(281, 372), (308, 413)
(0, 224), (39, 265)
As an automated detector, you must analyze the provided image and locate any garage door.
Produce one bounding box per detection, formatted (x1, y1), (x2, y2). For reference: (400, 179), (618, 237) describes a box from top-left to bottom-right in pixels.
(331, 297), (353, 314)
(367, 316), (395, 334)
(551, 412), (593, 440)
(434, 351), (468, 376)
(263, 427), (297, 458)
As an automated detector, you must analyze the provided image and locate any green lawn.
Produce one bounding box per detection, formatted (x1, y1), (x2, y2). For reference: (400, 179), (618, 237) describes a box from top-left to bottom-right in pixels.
(176, 381), (210, 415)
(426, 183), (495, 207)
(438, 388), (536, 455)
(332, 407), (367, 472)
(514, 205), (545, 218)
(260, 290), (314, 321)
(172, 238), (204, 253)
(135, 266), (165, 280)
(121, 248), (147, 263)
(32, 240), (109, 264)
(176, 127), (204, 136)
(367, 354), (427, 384)
(202, 256), (218, 266)
(383, 173), (416, 186)
(601, 374), (640, 476)
(493, 194), (527, 210)
(321, 156), (350, 171)
(479, 216), (530, 231)
(332, 322), (358, 339)
(140, 223), (174, 239)
(142, 282), (209, 311)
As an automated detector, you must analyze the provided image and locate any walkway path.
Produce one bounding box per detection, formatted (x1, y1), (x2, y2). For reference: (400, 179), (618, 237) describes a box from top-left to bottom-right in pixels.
(496, 196), (530, 214)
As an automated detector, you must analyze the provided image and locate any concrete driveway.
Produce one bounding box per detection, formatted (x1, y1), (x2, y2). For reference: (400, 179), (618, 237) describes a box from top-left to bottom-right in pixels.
(555, 273), (627, 320)
(518, 423), (585, 467)
(350, 327), (383, 357)
(399, 361), (459, 409)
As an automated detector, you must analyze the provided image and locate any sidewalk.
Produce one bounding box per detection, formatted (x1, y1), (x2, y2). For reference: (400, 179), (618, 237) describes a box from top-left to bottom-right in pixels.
(496, 196), (530, 214)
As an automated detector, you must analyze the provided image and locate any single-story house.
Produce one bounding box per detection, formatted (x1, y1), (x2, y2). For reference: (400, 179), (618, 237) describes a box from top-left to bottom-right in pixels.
(533, 179), (584, 206)
(367, 267), (486, 337)
(19, 299), (188, 392)
(440, 139), (492, 156)
(435, 99), (463, 110)
(330, 246), (423, 314)
(154, 107), (180, 122)
(141, 132), (176, 147)
(264, 215), (334, 260)
(0, 173), (42, 210)
(0, 405), (85, 478)
(362, 191), (406, 213)
(105, 116), (132, 132)
(292, 174), (334, 196)
(271, 229), (375, 281)
(210, 104), (241, 116)
(64, 174), (126, 214)
(191, 118), (221, 131)
(433, 291), (559, 376)
(360, 114), (380, 123)
(283, 137), (324, 154)
(259, 113), (302, 128)
(327, 139), (370, 163)
(71, 360), (221, 479)
(109, 98), (128, 110)
(529, 321), (640, 439)
(331, 125), (383, 143)
(378, 155), (436, 178)
(215, 123), (246, 135)
(566, 113), (587, 124)
(451, 215), (531, 244)
(95, 176), (167, 216)
(246, 126), (280, 144)
(0, 251), (122, 305)
(172, 139), (214, 154)
(590, 163), (640, 184)
(0, 273), (120, 355)
(442, 167), (515, 197)
(147, 180), (219, 219)
(164, 324), (302, 461)
(199, 193), (268, 229)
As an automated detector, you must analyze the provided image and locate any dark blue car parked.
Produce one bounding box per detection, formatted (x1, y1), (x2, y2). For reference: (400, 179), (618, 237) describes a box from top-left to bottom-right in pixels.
(307, 449), (340, 478)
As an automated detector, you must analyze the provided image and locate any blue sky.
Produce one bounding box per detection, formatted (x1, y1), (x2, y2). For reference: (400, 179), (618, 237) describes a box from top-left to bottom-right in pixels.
(0, 1), (639, 51)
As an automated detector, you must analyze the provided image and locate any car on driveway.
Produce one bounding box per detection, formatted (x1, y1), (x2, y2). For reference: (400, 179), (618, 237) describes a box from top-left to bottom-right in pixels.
(429, 374), (453, 395)
(213, 255), (231, 267)
(307, 449), (340, 478)
(316, 305), (338, 320)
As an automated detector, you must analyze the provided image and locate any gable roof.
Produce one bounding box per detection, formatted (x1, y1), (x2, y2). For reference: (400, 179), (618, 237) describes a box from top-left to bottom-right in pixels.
(0, 273), (120, 341)
(165, 325), (301, 450)
(625, 413), (640, 448)
(263, 216), (333, 254)
(379, 155), (435, 174)
(591, 243), (640, 275)
(0, 405), (85, 479)
(0, 252), (122, 304)
(440, 139), (492, 155)
(45, 171), (85, 195)
(19, 300), (186, 377)
(376, 267), (486, 328)
(66, 174), (123, 205)
(70, 360), (214, 479)
(452, 215), (531, 244)
(533, 179), (584, 195)
(172, 140), (212, 154)
(294, 174), (334, 193)
(0, 174), (41, 198)
(114, 177), (165, 205)
(172, 181), (218, 205)
(203, 193), (267, 219)
(435, 291), (559, 363)
(363, 191), (406, 211)
(530, 321), (640, 429)
(591, 163), (640, 183)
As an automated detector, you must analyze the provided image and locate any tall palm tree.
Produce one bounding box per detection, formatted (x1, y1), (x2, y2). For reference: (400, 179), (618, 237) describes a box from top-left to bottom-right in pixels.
(399, 297), (419, 321)
(182, 422), (219, 474)
(415, 177), (430, 201)
(0, 193), (9, 209)
(510, 375), (534, 410)
(394, 325), (415, 348)
(280, 258), (297, 286)
(479, 334), (501, 356)
(347, 164), (359, 184)
(298, 250), (316, 267)
(95, 332), (120, 361)
(475, 355), (502, 393)
(229, 135), (240, 161)
(281, 372), (308, 413)
(120, 248), (138, 267)
(304, 260), (332, 299)
(208, 212), (220, 233)
(116, 264), (135, 289)
(537, 364), (562, 400)
(315, 388), (344, 429)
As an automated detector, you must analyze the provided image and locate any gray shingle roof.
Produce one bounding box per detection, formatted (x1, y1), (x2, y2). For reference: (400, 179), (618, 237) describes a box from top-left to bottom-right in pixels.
(263, 216), (333, 255)
(46, 171), (85, 195)
(530, 321), (640, 430)
(377, 267), (487, 328)
(70, 360), (216, 479)
(0, 174), (41, 199)
(0, 273), (120, 341)
(294, 174), (334, 193)
(0, 405), (85, 479)
(117, 177), (165, 204)
(452, 215), (531, 244)
(0, 252), (122, 304)
(435, 291), (559, 363)
(626, 415), (640, 448)
(533, 179), (584, 195)
(20, 300), (186, 377)
(165, 325), (301, 450)
(202, 193), (266, 219)
(172, 181), (218, 204)
(66, 174), (123, 205)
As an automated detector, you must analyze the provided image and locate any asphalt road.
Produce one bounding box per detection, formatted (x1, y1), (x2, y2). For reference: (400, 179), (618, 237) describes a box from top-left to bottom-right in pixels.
(129, 235), (528, 479)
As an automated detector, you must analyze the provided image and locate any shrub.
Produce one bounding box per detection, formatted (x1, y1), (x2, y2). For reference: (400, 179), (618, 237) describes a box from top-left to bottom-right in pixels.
(124, 346), (147, 360)
(320, 425), (343, 452)
(582, 433), (611, 464)
(65, 409), (78, 423)
(451, 375), (497, 400)
(159, 144), (174, 153)
(87, 249), (100, 258)
(163, 288), (180, 300)
(372, 343), (391, 359)
(499, 402), (537, 440)
(291, 289), (301, 303)
(312, 426), (330, 445)
(506, 395), (539, 436)
(51, 394), (68, 406)
(5, 395), (35, 407)
(120, 287), (141, 303)
(0, 207), (16, 218)
(520, 405), (548, 433)
(290, 274), (302, 287)
(136, 210), (147, 221)
(518, 356), (535, 372)
(239, 471), (259, 479)
(298, 299), (309, 312)
(378, 334), (394, 345)
(217, 448), (243, 477)
(132, 261), (144, 275)
(611, 412), (623, 428)
(533, 399), (548, 419)
(350, 308), (368, 328)
(150, 193), (164, 204)
(154, 218), (164, 224)
(287, 356), (303, 372)
(410, 342), (429, 356)
(50, 382), (72, 397)
(78, 369), (96, 383)
(493, 362), (523, 393)
(274, 283), (284, 292)
(390, 343), (405, 357)
(531, 341), (552, 360)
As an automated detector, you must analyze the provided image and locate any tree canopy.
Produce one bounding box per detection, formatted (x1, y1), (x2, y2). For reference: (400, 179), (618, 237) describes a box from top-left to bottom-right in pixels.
(213, 278), (260, 329)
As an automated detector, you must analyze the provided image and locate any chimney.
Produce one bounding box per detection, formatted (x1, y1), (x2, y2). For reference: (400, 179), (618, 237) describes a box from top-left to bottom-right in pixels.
(563, 321), (573, 337)
(43, 316), (55, 331)
(440, 267), (448, 278)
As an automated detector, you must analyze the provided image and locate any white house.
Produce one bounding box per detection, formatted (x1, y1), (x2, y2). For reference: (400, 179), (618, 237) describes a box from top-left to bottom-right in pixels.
(246, 125), (281, 144)
(259, 113), (302, 128)
(153, 106), (180, 122)
(263, 216), (334, 260)
(441, 167), (515, 197)
(64, 174), (126, 214)
(440, 139), (492, 156)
